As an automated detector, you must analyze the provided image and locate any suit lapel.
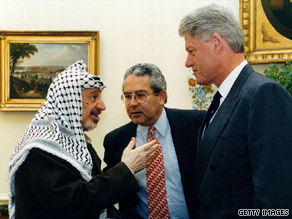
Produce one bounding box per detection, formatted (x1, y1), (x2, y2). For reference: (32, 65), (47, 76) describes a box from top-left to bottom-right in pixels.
(197, 98), (239, 164)
(121, 122), (138, 149)
(196, 64), (254, 185)
(165, 108), (185, 151)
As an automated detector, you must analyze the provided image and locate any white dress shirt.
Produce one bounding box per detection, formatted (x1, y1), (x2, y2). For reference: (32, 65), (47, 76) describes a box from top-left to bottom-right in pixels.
(217, 60), (248, 106)
(202, 60), (248, 137)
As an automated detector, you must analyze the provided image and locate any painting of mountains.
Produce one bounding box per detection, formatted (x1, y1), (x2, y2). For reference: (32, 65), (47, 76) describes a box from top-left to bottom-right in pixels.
(10, 43), (88, 99)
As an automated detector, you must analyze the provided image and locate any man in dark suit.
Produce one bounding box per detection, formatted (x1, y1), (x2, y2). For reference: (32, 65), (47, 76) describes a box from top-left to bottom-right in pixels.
(103, 63), (205, 218)
(179, 3), (292, 218)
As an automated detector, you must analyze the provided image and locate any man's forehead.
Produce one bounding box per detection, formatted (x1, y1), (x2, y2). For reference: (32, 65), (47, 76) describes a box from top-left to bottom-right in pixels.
(123, 75), (152, 91)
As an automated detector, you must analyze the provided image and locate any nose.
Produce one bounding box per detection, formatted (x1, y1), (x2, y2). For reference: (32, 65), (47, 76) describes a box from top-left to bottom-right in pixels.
(129, 95), (139, 106)
(185, 53), (194, 68)
(97, 97), (106, 111)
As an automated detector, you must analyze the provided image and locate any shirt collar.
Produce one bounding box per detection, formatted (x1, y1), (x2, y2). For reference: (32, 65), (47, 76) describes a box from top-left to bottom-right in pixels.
(218, 60), (248, 100)
(137, 108), (167, 141)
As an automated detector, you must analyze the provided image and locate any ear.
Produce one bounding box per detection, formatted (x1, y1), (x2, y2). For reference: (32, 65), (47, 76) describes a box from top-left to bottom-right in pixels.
(211, 34), (222, 52)
(159, 90), (167, 105)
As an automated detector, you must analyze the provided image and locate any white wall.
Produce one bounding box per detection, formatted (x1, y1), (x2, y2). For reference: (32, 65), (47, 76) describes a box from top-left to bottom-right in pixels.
(0, 0), (239, 198)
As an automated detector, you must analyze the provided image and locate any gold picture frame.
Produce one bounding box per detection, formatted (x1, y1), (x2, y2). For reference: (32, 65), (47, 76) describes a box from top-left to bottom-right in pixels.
(0, 31), (99, 111)
(240, 0), (292, 64)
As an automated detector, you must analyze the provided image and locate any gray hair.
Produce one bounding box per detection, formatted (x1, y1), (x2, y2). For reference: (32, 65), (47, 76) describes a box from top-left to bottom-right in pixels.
(123, 63), (167, 103)
(178, 3), (245, 53)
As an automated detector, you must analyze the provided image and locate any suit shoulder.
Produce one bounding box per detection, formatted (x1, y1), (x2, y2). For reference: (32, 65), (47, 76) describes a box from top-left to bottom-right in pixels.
(166, 107), (206, 119)
(249, 71), (275, 84)
(28, 148), (58, 161)
(23, 148), (77, 174)
(165, 108), (206, 127)
(104, 122), (136, 139)
(243, 71), (289, 97)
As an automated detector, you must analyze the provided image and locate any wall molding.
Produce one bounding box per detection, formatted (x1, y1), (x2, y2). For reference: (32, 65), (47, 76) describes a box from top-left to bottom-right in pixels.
(0, 193), (8, 205)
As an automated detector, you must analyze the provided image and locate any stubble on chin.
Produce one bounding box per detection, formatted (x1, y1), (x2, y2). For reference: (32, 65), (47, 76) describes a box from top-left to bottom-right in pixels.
(83, 121), (97, 132)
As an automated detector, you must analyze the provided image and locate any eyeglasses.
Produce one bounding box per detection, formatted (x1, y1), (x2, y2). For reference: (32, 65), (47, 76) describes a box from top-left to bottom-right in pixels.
(121, 91), (159, 104)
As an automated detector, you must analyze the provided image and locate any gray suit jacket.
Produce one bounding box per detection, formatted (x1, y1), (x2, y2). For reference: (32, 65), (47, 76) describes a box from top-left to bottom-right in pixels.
(195, 64), (292, 218)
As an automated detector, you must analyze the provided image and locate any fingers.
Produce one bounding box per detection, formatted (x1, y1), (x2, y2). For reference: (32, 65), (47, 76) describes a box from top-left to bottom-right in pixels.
(140, 142), (159, 162)
(125, 137), (136, 151)
(140, 139), (157, 151)
(149, 144), (159, 154)
(145, 145), (159, 167)
(122, 139), (160, 173)
(125, 139), (157, 152)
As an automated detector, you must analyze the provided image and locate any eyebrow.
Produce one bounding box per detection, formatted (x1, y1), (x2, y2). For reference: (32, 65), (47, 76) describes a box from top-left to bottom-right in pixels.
(89, 89), (100, 94)
(186, 46), (196, 52)
(124, 89), (147, 94)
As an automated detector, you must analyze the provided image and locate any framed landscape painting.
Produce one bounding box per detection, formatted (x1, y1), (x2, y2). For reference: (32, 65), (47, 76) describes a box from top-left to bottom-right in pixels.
(240, 0), (292, 63)
(0, 31), (99, 111)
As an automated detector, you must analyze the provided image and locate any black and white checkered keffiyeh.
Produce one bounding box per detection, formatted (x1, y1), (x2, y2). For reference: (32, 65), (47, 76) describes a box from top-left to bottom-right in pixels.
(8, 60), (106, 219)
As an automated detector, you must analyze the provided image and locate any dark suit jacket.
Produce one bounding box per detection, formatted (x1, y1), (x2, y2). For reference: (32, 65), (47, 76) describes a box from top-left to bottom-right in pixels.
(103, 107), (206, 218)
(195, 64), (292, 218)
(15, 144), (139, 219)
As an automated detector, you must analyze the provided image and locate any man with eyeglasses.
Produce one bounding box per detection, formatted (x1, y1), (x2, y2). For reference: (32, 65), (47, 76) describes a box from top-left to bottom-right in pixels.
(103, 63), (206, 219)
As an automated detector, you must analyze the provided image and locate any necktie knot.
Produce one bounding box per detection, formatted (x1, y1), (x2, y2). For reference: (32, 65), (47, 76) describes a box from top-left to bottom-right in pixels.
(203, 91), (222, 133)
(211, 91), (221, 114)
(148, 126), (155, 141)
(149, 126), (155, 134)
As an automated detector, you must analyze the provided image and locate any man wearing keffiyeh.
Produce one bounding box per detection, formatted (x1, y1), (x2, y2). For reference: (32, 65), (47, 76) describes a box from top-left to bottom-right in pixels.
(8, 60), (158, 219)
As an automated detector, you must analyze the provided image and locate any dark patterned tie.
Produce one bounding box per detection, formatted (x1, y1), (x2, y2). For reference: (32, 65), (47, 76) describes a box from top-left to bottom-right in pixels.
(203, 91), (222, 132)
(146, 126), (170, 219)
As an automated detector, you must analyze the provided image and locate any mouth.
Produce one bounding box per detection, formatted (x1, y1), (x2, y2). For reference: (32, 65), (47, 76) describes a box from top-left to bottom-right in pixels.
(90, 112), (100, 123)
(192, 69), (199, 77)
(130, 111), (142, 117)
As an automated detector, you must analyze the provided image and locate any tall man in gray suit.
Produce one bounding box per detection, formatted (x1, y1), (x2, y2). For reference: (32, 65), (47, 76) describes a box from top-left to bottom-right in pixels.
(179, 3), (292, 218)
